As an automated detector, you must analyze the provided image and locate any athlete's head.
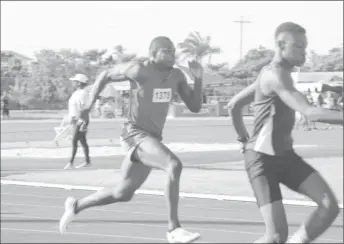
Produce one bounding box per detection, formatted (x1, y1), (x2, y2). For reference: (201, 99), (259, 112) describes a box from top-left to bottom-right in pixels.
(275, 22), (307, 67)
(149, 36), (175, 68)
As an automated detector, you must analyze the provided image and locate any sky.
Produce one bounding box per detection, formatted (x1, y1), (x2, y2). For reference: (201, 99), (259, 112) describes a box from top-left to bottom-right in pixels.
(1, 1), (343, 66)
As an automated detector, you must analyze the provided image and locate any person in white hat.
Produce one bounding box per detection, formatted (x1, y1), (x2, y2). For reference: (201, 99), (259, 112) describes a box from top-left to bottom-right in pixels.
(64, 73), (91, 170)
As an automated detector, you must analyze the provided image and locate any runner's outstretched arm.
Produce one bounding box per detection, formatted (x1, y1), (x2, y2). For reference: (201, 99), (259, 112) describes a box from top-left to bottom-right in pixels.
(85, 62), (139, 111)
(177, 61), (203, 113)
(228, 82), (257, 141)
(271, 66), (343, 125)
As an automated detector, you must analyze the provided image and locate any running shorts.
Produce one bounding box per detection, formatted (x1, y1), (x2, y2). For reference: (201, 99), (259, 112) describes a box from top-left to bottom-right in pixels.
(244, 149), (315, 207)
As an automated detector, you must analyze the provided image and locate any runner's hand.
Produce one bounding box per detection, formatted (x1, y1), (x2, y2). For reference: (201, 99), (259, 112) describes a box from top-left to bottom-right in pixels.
(188, 60), (203, 80)
(239, 142), (246, 154)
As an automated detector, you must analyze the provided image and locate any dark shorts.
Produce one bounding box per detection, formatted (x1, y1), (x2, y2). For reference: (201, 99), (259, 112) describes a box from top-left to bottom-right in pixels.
(120, 122), (163, 162)
(244, 149), (316, 207)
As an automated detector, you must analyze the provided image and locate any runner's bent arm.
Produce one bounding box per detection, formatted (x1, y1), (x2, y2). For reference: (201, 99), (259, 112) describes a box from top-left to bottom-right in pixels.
(177, 71), (203, 113)
(271, 66), (343, 125)
(228, 82), (257, 142)
(85, 62), (139, 111)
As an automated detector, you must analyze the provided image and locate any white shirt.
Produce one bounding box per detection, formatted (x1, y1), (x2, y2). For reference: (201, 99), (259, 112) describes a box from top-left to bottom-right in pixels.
(311, 92), (320, 105)
(68, 89), (89, 118)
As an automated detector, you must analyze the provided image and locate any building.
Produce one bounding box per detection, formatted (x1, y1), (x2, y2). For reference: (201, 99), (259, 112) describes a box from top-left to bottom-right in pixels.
(292, 71), (343, 92)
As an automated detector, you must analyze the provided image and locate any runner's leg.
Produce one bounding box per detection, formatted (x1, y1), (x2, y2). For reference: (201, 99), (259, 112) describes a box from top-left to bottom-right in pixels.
(75, 150), (151, 213)
(282, 152), (339, 243)
(244, 150), (289, 243)
(134, 137), (183, 231)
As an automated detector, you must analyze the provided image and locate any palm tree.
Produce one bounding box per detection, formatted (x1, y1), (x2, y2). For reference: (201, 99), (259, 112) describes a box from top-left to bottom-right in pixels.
(177, 32), (221, 65)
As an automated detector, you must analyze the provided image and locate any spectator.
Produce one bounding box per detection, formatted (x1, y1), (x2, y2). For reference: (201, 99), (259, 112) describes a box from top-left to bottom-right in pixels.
(1, 91), (10, 120)
(202, 92), (207, 104)
(64, 73), (91, 170)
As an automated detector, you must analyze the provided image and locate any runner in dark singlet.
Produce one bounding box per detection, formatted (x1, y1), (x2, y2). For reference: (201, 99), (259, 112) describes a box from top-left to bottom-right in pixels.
(59, 36), (203, 243)
(228, 22), (343, 243)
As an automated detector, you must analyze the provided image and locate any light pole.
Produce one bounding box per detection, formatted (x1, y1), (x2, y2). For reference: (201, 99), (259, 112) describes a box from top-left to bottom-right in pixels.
(233, 16), (251, 63)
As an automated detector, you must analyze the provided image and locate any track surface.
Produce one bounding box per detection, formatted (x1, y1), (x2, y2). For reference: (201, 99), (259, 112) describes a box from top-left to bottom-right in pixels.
(1, 185), (343, 243)
(1, 120), (343, 176)
(1, 119), (343, 243)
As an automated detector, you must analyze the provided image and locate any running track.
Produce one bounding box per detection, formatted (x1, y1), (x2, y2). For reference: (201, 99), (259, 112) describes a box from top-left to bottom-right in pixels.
(1, 119), (343, 243)
(1, 185), (343, 243)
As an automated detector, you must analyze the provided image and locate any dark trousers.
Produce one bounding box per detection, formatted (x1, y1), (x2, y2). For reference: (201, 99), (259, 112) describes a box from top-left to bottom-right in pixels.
(70, 123), (90, 164)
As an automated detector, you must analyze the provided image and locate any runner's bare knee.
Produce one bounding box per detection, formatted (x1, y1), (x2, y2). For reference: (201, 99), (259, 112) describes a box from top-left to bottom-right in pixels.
(297, 172), (340, 221)
(166, 155), (182, 181)
(112, 186), (135, 202)
(317, 194), (340, 221)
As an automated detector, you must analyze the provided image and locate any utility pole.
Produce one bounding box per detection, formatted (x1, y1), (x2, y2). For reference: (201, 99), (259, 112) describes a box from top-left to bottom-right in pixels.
(233, 16), (251, 63)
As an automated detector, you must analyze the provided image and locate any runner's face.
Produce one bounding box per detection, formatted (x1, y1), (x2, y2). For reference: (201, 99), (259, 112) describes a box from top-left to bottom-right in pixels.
(283, 33), (307, 67)
(155, 46), (176, 68)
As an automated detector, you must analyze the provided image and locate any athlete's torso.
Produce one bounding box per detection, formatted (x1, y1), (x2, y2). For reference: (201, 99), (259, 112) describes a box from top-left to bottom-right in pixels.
(247, 65), (295, 156)
(125, 61), (181, 139)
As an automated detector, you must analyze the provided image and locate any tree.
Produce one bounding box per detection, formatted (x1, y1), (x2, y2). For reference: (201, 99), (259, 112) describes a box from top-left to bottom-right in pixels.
(301, 46), (343, 72)
(13, 49), (95, 109)
(8, 75), (39, 109)
(225, 46), (274, 80)
(177, 32), (221, 64)
(102, 45), (137, 65)
(82, 49), (107, 64)
(321, 46), (343, 71)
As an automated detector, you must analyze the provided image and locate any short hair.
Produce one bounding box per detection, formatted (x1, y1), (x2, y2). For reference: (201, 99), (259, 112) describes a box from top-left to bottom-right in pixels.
(149, 36), (173, 55)
(275, 22), (306, 39)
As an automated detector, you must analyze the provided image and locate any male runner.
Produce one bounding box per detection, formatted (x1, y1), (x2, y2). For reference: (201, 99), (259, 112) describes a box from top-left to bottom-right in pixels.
(59, 36), (203, 243)
(228, 22), (342, 243)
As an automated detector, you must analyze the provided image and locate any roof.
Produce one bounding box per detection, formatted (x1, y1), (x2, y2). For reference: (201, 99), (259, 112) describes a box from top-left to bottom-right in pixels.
(293, 72), (343, 84)
(1, 51), (34, 61)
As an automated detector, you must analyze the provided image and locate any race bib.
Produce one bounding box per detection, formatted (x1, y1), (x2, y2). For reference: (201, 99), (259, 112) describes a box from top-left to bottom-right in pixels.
(152, 88), (172, 103)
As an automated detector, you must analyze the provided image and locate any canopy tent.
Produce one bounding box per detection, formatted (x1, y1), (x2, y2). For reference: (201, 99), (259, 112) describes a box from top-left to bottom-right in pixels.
(320, 79), (343, 94)
(292, 71), (343, 93)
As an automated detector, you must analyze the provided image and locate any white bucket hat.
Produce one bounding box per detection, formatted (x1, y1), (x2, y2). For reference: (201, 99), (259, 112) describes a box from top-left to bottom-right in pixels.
(70, 73), (88, 84)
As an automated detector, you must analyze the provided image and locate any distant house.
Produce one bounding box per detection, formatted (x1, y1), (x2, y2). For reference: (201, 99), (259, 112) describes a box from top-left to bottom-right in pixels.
(1, 51), (35, 74)
(292, 71), (343, 92)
